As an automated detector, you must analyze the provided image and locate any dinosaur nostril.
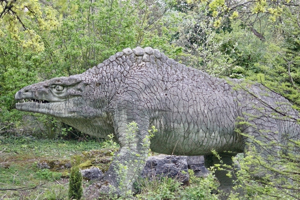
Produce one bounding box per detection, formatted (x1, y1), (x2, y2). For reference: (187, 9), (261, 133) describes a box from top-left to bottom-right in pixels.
(24, 89), (29, 93)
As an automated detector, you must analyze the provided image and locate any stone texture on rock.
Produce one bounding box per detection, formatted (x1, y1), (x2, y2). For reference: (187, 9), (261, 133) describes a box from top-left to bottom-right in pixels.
(187, 156), (209, 177)
(37, 159), (71, 170)
(141, 155), (208, 184)
(81, 167), (104, 180)
(141, 155), (190, 185)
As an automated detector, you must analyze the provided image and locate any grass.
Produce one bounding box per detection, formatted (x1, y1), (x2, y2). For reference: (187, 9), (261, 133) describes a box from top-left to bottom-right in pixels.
(0, 135), (104, 199)
(0, 135), (219, 200)
(1, 132), (298, 200)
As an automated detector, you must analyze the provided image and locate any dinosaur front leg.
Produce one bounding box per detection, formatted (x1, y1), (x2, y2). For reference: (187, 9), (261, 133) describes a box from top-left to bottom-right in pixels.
(102, 108), (150, 196)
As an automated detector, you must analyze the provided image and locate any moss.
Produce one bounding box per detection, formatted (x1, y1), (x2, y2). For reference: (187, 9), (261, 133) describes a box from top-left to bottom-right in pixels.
(37, 147), (117, 176)
(61, 170), (70, 178)
(79, 160), (92, 169)
(80, 148), (117, 172)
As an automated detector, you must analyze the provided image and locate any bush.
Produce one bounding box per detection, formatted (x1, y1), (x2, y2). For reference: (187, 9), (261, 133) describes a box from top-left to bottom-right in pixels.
(68, 156), (83, 200)
(136, 170), (219, 200)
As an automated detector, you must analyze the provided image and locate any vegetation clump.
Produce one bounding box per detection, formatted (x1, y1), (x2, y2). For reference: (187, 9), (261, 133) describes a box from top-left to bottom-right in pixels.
(69, 156), (83, 200)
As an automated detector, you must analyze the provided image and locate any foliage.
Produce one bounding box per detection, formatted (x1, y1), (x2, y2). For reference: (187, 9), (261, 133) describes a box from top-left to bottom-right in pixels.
(33, 184), (68, 200)
(0, 136), (102, 199)
(0, 0), (187, 137)
(179, 169), (219, 200)
(36, 168), (62, 181)
(136, 170), (219, 200)
(215, 6), (300, 108)
(69, 156), (83, 200)
(136, 177), (182, 200)
(0, 0), (60, 52)
(170, 2), (234, 75)
(229, 142), (300, 199)
(191, 0), (299, 29)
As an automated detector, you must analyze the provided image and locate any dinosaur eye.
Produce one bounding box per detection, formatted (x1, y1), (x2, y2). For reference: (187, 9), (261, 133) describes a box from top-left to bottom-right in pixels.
(55, 85), (64, 91)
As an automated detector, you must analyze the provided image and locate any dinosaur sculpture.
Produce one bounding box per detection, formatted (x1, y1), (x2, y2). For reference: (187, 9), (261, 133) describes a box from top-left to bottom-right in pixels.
(15, 47), (299, 196)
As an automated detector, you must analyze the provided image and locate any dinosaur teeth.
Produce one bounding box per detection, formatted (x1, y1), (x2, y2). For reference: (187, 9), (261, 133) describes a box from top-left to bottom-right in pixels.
(17, 99), (51, 104)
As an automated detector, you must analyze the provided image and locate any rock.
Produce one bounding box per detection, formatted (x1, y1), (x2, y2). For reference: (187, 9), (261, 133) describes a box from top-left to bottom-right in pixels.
(37, 159), (71, 170)
(115, 51), (123, 57)
(133, 46), (145, 56)
(186, 156), (209, 177)
(141, 155), (209, 185)
(144, 47), (154, 54)
(37, 161), (50, 169)
(109, 55), (116, 61)
(122, 48), (132, 55)
(153, 49), (161, 58)
(141, 155), (189, 185)
(81, 167), (104, 180)
(142, 54), (150, 62)
(37, 154), (208, 185)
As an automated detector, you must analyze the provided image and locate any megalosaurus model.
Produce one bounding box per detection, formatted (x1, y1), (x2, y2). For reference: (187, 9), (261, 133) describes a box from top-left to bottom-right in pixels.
(15, 47), (299, 196)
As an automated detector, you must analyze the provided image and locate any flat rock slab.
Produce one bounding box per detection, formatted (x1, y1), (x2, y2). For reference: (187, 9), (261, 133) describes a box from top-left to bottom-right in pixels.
(141, 155), (208, 185)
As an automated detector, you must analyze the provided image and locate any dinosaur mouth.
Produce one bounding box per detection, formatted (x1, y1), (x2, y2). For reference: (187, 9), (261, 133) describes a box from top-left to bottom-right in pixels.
(16, 99), (50, 104)
(15, 98), (65, 116)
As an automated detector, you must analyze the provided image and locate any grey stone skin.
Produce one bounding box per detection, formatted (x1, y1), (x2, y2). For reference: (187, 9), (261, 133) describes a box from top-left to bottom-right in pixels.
(15, 47), (300, 195)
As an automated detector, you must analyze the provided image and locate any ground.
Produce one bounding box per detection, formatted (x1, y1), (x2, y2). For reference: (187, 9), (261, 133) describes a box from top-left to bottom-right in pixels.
(0, 135), (218, 200)
(0, 136), (106, 199)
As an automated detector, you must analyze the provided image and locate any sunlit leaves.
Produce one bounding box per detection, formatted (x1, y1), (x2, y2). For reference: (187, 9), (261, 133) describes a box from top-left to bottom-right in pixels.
(252, 0), (267, 13)
(0, 0), (61, 53)
(208, 0), (225, 11)
(230, 11), (239, 20)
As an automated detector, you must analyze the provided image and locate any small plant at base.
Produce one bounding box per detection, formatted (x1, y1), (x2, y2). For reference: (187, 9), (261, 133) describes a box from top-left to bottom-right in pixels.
(148, 125), (157, 139)
(69, 156), (83, 200)
(180, 169), (219, 200)
(102, 133), (119, 150)
(135, 177), (181, 200)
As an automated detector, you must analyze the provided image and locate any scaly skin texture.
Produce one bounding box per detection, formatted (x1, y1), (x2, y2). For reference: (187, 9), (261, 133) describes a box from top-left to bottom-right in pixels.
(15, 47), (300, 196)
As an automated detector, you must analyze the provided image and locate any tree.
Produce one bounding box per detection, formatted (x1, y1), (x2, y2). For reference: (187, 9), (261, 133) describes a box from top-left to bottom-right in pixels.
(0, 0), (60, 52)
(0, 0), (186, 135)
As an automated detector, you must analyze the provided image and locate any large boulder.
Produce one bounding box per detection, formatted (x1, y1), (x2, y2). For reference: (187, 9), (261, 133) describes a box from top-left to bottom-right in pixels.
(141, 155), (207, 185)
(142, 155), (189, 184)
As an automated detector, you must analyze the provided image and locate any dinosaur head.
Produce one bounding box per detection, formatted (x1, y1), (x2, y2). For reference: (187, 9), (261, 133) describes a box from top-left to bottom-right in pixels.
(15, 75), (106, 118)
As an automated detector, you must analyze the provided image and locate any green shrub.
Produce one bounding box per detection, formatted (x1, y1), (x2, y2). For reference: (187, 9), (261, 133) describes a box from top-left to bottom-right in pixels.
(179, 170), (218, 200)
(136, 170), (219, 200)
(68, 156), (83, 200)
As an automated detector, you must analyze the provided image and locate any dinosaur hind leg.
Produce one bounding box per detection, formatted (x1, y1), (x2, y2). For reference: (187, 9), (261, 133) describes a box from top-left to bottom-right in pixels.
(204, 153), (238, 199)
